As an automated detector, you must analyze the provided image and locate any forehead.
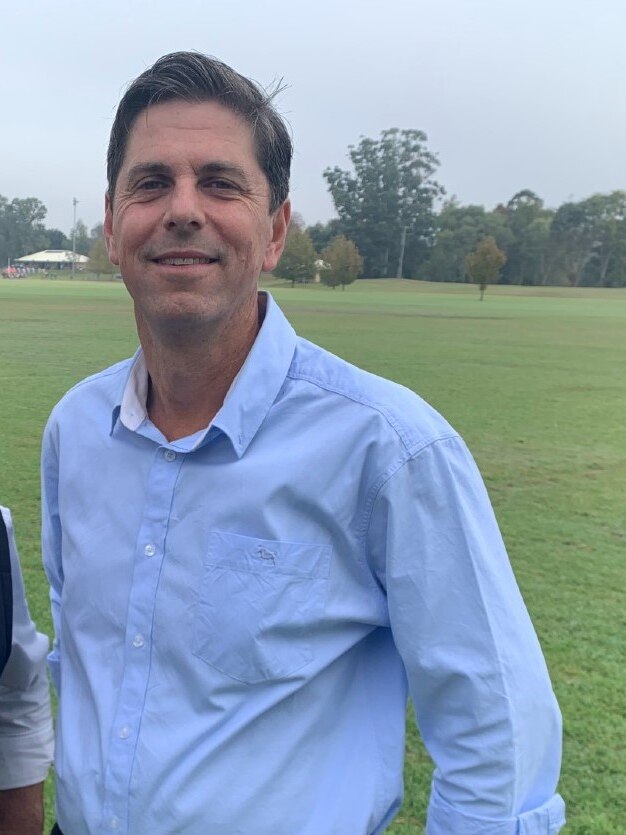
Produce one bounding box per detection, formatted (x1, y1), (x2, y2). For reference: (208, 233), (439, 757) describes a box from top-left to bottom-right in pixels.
(121, 99), (261, 173)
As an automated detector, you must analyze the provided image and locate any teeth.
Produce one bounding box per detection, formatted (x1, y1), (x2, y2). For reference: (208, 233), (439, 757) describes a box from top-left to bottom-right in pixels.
(157, 257), (213, 265)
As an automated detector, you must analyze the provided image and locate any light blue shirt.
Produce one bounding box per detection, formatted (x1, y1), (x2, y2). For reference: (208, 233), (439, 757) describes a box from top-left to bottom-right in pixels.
(42, 292), (564, 835)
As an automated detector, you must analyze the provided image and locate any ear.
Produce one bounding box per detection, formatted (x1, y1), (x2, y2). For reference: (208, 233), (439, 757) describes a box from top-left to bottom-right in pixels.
(104, 193), (120, 266)
(262, 199), (291, 273)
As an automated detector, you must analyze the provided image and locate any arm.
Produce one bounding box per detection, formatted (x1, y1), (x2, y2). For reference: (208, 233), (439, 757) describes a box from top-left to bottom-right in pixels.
(367, 436), (565, 834)
(0, 781), (44, 835)
(41, 422), (63, 696)
(0, 508), (54, 832)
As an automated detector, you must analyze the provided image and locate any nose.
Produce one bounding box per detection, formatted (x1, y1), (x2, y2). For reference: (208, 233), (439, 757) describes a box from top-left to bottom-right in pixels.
(162, 181), (205, 231)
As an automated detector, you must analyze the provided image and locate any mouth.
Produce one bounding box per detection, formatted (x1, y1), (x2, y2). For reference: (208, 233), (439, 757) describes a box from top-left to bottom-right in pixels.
(152, 256), (218, 266)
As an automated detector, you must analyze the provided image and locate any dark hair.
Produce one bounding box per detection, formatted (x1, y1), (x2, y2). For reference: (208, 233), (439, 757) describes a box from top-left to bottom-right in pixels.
(107, 51), (292, 213)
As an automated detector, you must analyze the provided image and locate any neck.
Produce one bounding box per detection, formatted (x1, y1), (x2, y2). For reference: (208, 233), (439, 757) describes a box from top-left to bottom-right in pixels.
(139, 295), (262, 442)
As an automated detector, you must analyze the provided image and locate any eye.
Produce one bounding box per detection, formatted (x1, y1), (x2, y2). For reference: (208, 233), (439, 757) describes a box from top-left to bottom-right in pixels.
(205, 179), (238, 192)
(137, 179), (167, 191)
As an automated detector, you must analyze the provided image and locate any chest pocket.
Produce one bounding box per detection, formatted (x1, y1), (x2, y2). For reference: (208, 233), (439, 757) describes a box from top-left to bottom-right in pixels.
(193, 530), (331, 684)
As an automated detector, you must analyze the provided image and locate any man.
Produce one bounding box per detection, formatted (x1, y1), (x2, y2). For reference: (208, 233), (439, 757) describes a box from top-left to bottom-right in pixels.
(43, 52), (565, 834)
(0, 506), (54, 835)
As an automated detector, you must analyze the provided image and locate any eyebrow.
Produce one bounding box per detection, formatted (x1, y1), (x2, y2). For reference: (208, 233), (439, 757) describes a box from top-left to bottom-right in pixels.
(197, 162), (251, 185)
(125, 161), (252, 187)
(125, 162), (170, 184)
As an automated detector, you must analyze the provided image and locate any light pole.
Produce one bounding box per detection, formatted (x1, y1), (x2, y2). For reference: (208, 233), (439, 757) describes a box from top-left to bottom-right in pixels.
(71, 197), (78, 279)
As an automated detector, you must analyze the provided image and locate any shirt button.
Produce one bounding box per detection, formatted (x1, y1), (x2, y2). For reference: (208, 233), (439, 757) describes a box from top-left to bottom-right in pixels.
(109, 817), (120, 830)
(164, 449), (176, 462)
(132, 633), (145, 648)
(144, 543), (156, 557)
(118, 725), (130, 739)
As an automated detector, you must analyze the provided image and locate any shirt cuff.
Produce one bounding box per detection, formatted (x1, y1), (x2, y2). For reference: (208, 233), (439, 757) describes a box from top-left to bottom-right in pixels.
(0, 722), (54, 789)
(427, 791), (566, 835)
(0, 667), (55, 789)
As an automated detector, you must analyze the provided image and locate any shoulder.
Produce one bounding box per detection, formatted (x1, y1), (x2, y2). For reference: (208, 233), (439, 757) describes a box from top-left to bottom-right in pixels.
(288, 336), (458, 455)
(45, 356), (135, 432)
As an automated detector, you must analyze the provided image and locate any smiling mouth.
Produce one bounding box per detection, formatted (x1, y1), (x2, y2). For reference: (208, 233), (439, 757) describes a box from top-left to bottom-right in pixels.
(153, 257), (217, 266)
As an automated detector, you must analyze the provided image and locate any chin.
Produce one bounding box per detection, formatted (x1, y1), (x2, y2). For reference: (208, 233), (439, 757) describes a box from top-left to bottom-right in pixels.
(155, 305), (220, 329)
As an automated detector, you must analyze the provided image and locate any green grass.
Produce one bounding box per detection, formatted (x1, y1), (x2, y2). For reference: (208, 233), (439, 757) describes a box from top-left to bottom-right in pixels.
(1, 276), (625, 833)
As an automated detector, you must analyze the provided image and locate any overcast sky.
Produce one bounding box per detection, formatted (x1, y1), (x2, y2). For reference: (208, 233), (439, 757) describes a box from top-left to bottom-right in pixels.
(3, 0), (626, 234)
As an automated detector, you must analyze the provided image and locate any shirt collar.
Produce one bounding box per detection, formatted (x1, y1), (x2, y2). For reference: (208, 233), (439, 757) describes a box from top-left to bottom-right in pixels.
(112, 292), (297, 457)
(119, 350), (149, 432)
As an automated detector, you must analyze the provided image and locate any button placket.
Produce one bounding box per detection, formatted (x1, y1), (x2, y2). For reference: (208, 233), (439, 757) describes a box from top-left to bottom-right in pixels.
(101, 446), (185, 830)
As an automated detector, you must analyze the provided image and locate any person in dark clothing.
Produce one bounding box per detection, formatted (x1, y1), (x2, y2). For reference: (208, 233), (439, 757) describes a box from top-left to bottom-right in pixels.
(0, 506), (53, 835)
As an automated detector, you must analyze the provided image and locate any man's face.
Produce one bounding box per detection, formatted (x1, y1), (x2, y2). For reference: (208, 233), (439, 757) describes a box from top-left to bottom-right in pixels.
(104, 99), (289, 334)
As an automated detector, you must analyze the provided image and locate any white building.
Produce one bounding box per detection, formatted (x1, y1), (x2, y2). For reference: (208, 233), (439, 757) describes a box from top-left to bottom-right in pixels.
(14, 250), (89, 270)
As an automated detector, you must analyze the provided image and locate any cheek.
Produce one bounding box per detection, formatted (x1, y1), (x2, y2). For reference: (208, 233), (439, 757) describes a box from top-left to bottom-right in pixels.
(241, 236), (271, 268)
(111, 219), (143, 263)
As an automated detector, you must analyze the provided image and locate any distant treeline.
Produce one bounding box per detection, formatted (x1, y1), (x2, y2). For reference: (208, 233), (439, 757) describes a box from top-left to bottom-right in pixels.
(306, 188), (626, 287)
(0, 194), (108, 268)
(305, 129), (626, 287)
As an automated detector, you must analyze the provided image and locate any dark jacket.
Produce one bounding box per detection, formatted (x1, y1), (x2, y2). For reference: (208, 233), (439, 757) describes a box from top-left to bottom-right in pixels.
(0, 511), (13, 674)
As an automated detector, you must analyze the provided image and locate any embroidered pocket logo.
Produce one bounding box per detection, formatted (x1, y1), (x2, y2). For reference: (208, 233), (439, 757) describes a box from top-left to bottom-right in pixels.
(255, 546), (277, 565)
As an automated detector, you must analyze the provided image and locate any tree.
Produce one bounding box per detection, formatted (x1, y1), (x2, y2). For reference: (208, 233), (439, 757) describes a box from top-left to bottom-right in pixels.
(320, 235), (363, 290)
(69, 219), (91, 256)
(0, 195), (49, 266)
(88, 236), (116, 277)
(580, 191), (626, 286)
(89, 223), (105, 245)
(45, 228), (71, 250)
(275, 226), (317, 286)
(549, 200), (597, 286)
(324, 129), (443, 278)
(499, 190), (554, 285)
(307, 219), (343, 254)
(466, 236), (506, 300)
(424, 201), (512, 283)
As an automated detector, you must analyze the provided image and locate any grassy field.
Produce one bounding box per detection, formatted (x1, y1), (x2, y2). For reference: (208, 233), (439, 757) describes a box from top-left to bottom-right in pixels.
(1, 276), (625, 832)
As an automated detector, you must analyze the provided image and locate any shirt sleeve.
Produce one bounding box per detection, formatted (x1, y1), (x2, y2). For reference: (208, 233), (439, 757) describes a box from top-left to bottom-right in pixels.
(0, 507), (54, 790)
(41, 420), (63, 696)
(366, 435), (565, 834)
